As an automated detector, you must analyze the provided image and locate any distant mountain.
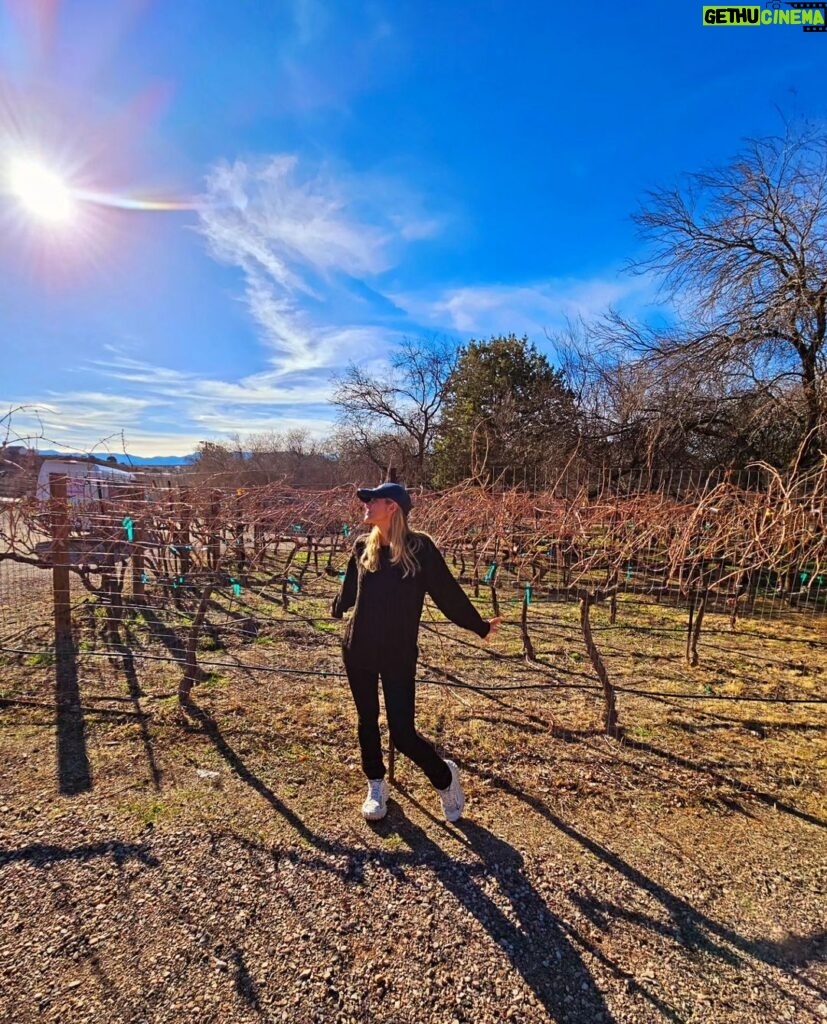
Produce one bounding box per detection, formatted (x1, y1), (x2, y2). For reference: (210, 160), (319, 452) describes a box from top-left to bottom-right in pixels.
(37, 450), (194, 467)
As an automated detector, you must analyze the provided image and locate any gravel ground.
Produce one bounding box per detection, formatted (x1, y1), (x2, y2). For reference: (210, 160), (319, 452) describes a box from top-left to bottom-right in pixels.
(1, 753), (825, 1024)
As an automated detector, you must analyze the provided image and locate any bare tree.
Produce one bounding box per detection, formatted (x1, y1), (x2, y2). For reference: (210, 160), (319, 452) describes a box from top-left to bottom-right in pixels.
(628, 125), (827, 465)
(562, 322), (807, 476)
(190, 431), (339, 488)
(329, 424), (419, 484)
(561, 126), (827, 475)
(331, 336), (457, 485)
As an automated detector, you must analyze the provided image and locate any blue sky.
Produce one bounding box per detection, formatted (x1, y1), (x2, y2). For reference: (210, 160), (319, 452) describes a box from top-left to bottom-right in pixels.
(1, 0), (824, 456)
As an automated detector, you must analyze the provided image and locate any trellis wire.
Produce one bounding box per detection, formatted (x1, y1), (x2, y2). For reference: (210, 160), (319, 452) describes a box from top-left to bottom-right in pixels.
(1, 467), (824, 728)
(3, 645), (825, 705)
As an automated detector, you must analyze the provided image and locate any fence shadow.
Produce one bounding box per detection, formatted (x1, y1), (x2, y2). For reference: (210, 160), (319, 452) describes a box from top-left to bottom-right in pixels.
(55, 639), (91, 795)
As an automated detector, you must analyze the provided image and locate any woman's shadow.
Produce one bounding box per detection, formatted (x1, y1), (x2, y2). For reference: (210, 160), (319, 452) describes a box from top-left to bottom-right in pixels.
(385, 787), (615, 1023)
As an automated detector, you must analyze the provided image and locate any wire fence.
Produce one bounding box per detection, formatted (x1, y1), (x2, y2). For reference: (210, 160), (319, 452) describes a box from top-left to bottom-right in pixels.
(1, 469), (825, 731)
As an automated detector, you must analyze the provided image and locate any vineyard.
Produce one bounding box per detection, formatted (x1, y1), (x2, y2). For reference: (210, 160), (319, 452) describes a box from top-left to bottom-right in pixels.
(1, 464), (825, 723)
(1, 469), (825, 1023)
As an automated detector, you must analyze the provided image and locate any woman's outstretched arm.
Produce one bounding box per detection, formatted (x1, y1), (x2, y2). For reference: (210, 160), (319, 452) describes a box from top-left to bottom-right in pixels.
(423, 538), (491, 637)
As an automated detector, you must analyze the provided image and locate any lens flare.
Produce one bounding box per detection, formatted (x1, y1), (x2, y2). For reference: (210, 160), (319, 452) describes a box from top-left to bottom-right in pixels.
(7, 157), (77, 224)
(75, 189), (202, 212)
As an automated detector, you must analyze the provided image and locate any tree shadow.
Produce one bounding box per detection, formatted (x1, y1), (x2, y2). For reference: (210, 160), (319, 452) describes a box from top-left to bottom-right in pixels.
(133, 605), (187, 663)
(22, 842), (159, 1022)
(180, 701), (354, 873)
(218, 775), (622, 1023)
(417, 656), (566, 732)
(109, 632), (162, 792)
(755, 930), (827, 969)
(460, 760), (827, 1001)
(55, 639), (92, 795)
(640, 693), (823, 732)
(665, 719), (825, 736)
(622, 736), (826, 829)
(183, 700), (825, 1012)
(464, 713), (550, 735)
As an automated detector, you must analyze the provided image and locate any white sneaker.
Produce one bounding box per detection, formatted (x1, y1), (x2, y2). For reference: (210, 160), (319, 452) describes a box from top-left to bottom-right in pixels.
(362, 778), (389, 821)
(438, 760), (465, 822)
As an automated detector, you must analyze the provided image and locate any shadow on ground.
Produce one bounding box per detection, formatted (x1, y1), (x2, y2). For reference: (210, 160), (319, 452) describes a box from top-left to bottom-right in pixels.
(461, 759), (827, 1006)
(55, 640), (91, 796)
(186, 699), (615, 1021)
(180, 698), (826, 1020)
(0, 840), (159, 868)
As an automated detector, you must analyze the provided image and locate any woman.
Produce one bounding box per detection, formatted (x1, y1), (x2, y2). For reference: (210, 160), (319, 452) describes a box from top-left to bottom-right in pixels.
(332, 482), (501, 822)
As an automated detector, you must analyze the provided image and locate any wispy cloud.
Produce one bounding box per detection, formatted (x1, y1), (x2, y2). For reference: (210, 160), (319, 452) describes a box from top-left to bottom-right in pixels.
(199, 154), (442, 376)
(7, 264), (659, 455)
(89, 348), (388, 406)
(6, 340), (379, 453)
(86, 356), (194, 393)
(394, 274), (661, 339)
(187, 407), (334, 438)
(204, 155), (393, 280)
(5, 377), (337, 457)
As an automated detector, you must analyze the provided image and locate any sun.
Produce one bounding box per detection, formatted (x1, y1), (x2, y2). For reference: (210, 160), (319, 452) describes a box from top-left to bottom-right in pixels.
(7, 156), (77, 225)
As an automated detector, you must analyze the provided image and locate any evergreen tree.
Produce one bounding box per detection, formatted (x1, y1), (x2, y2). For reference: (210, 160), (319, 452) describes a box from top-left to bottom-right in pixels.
(433, 334), (578, 486)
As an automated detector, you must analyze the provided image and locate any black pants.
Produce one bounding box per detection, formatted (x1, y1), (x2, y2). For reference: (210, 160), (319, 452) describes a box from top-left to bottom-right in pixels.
(344, 660), (452, 790)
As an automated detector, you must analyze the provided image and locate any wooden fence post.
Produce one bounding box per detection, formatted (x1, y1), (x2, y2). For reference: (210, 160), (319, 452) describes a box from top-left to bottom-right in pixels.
(50, 474), (73, 699)
(208, 489), (221, 572)
(131, 487), (146, 604)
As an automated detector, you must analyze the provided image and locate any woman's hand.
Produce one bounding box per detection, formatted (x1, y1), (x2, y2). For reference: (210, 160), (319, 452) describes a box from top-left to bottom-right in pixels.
(483, 617), (503, 642)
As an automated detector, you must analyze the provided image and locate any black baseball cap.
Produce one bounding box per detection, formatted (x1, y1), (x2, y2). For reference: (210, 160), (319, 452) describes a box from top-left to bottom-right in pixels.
(356, 482), (412, 514)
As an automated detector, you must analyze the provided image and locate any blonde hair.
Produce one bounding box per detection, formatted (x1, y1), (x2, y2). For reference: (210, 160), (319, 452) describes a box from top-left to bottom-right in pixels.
(360, 506), (422, 577)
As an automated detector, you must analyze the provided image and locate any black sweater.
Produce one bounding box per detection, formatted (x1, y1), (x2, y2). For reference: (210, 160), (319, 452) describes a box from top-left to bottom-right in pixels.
(332, 533), (490, 670)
